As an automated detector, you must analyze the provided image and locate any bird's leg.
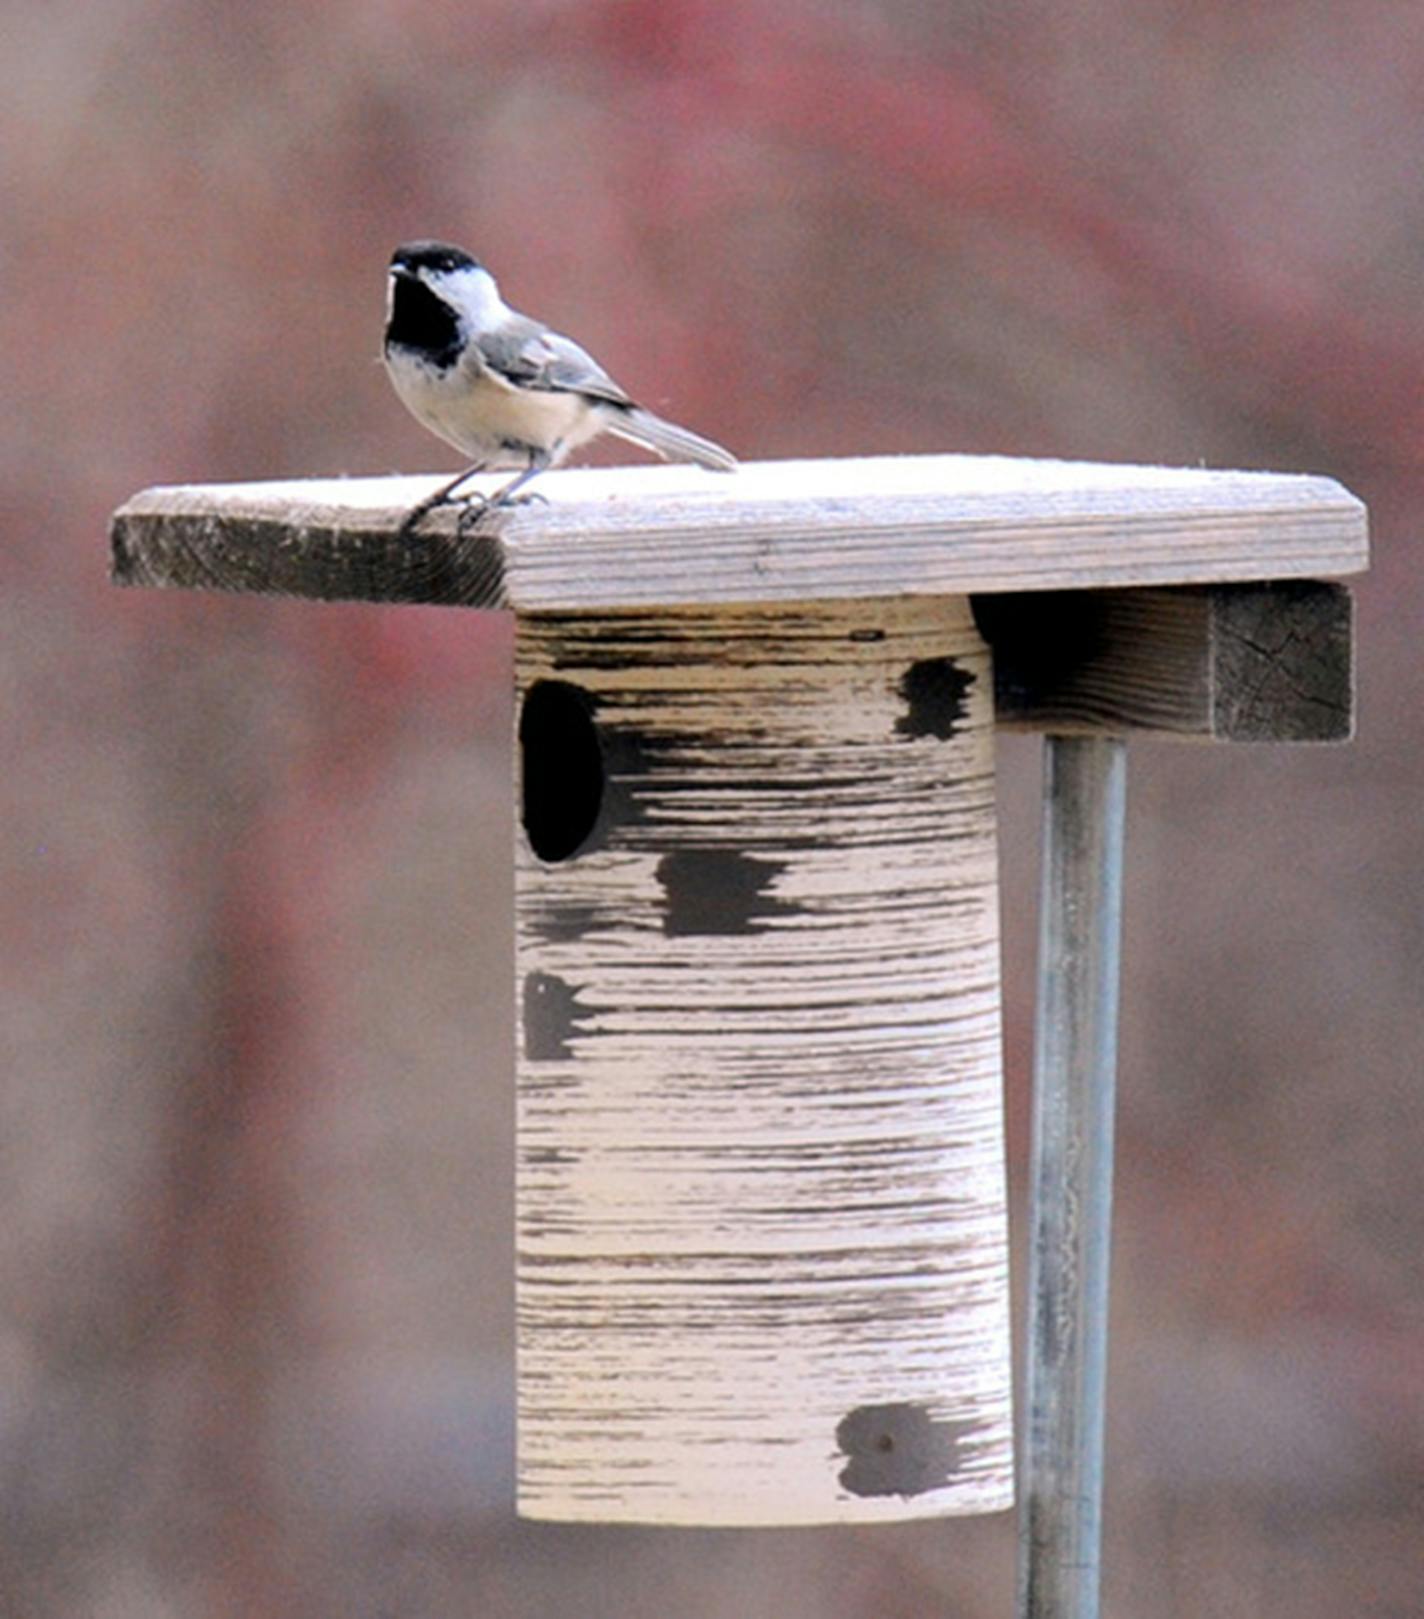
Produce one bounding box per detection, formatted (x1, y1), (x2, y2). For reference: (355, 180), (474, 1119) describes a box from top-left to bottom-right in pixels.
(396, 462), (488, 538)
(420, 449), (555, 540)
(454, 449), (555, 536)
(486, 446), (554, 510)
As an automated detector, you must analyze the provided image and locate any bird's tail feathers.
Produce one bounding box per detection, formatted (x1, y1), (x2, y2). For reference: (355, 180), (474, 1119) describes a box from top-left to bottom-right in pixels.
(608, 407), (738, 472)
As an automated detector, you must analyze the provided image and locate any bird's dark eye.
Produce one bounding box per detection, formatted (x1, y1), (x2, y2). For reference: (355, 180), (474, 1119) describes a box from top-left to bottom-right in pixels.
(390, 243), (476, 278)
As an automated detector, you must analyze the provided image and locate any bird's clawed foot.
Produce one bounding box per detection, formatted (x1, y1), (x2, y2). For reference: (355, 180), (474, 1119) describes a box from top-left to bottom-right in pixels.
(396, 454), (553, 538)
(398, 487), (549, 540)
(453, 494), (493, 537)
(396, 505), (436, 540)
(397, 490), (468, 540)
(453, 489), (547, 536)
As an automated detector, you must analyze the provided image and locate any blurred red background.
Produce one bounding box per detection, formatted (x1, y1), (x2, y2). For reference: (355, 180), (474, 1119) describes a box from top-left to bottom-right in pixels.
(3, 2), (1422, 1614)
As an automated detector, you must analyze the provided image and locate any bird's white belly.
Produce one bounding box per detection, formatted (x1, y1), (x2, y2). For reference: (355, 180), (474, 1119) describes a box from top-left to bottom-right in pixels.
(385, 351), (601, 466)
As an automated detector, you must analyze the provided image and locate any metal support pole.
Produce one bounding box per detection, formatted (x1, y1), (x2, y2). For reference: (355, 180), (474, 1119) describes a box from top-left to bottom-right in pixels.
(1017, 736), (1127, 1619)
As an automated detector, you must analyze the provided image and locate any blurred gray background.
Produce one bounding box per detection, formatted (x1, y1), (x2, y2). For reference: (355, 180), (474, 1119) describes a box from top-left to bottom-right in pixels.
(3, 2), (1422, 1614)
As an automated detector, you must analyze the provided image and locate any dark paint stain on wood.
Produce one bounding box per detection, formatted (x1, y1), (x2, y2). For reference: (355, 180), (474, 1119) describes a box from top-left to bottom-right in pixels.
(523, 971), (594, 1060)
(897, 658), (975, 740)
(836, 1403), (974, 1498)
(595, 726), (661, 840)
(527, 902), (604, 945)
(656, 850), (792, 937)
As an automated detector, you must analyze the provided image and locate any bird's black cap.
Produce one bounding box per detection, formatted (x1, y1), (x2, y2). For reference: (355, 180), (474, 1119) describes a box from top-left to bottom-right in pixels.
(391, 241), (480, 276)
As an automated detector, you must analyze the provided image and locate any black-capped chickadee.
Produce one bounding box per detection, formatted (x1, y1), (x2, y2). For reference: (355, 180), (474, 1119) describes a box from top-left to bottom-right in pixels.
(383, 242), (737, 533)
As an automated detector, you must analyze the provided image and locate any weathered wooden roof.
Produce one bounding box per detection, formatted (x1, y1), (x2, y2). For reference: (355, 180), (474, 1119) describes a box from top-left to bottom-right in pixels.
(111, 453), (1367, 612)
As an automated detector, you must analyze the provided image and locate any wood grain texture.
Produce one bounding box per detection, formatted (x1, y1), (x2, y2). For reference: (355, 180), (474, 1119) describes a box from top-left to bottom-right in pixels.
(110, 453), (1367, 611)
(111, 481), (508, 607)
(514, 596), (1012, 1524)
(977, 581), (1355, 741)
(1212, 580), (1356, 741)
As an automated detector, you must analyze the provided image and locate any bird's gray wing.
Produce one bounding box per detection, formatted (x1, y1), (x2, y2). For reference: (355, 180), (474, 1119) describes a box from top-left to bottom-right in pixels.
(475, 316), (633, 406)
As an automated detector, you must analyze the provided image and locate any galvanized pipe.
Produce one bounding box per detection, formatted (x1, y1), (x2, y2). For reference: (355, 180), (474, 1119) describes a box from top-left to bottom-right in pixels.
(1017, 736), (1127, 1619)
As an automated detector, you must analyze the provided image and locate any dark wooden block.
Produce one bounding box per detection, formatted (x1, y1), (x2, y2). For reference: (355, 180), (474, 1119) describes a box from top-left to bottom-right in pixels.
(976, 582), (1354, 743)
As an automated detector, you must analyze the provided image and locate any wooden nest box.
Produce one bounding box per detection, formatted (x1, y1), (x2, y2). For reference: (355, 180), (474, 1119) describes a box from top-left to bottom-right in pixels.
(111, 454), (1365, 1542)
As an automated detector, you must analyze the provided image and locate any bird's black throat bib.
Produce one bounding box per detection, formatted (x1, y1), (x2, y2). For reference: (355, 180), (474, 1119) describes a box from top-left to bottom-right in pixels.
(386, 275), (462, 371)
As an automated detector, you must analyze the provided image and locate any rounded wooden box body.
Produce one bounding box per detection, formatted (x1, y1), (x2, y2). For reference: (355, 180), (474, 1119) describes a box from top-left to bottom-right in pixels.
(514, 596), (1012, 1525)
